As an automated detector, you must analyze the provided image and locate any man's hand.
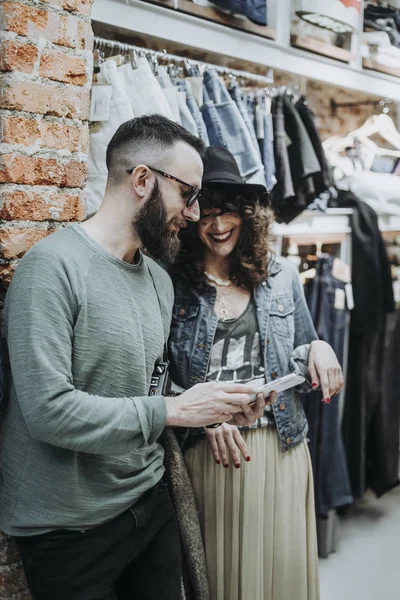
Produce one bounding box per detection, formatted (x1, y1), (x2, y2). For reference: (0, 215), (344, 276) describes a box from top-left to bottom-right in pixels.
(308, 340), (344, 403)
(165, 381), (258, 427)
(230, 391), (277, 427)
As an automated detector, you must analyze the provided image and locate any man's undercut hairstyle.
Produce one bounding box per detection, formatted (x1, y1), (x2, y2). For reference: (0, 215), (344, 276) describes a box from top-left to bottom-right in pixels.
(106, 114), (206, 184)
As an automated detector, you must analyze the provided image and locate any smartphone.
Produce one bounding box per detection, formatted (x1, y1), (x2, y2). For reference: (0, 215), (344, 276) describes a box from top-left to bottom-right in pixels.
(247, 373), (305, 404)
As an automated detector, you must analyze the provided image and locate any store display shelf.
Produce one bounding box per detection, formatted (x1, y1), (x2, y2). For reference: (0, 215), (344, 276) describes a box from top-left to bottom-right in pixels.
(142, 0), (276, 40)
(378, 214), (400, 233)
(362, 57), (400, 80)
(273, 210), (353, 240)
(92, 0), (400, 100)
(290, 35), (354, 64)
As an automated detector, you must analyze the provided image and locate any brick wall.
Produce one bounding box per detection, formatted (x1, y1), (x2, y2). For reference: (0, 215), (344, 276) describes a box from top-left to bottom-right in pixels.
(0, 0), (93, 596)
(0, 0), (93, 303)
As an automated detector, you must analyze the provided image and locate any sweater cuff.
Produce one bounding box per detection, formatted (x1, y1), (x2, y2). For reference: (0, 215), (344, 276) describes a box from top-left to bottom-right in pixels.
(133, 395), (167, 446)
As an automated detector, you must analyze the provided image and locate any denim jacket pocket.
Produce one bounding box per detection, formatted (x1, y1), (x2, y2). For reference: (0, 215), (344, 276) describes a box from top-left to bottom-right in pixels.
(170, 304), (200, 342)
(269, 296), (295, 339)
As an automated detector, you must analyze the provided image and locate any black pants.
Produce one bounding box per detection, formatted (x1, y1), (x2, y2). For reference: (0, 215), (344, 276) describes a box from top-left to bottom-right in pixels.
(15, 480), (182, 600)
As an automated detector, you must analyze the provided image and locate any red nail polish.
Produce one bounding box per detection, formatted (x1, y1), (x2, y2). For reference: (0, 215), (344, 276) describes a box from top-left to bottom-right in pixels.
(216, 460), (221, 465)
(326, 398), (330, 404)
(224, 464), (229, 469)
(312, 383), (318, 388)
(235, 464), (241, 469)
(246, 457), (251, 462)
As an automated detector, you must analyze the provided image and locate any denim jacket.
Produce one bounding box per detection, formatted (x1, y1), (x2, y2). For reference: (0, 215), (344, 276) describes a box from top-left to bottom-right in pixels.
(168, 256), (318, 452)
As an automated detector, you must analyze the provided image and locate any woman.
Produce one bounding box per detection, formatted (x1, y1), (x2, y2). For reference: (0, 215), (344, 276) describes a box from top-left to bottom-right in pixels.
(168, 146), (344, 600)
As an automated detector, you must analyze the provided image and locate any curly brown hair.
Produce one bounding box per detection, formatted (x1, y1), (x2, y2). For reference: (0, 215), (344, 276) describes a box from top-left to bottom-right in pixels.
(171, 186), (275, 291)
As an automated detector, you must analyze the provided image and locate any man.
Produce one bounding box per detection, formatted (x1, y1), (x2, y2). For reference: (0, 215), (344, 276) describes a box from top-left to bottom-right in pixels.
(0, 115), (265, 600)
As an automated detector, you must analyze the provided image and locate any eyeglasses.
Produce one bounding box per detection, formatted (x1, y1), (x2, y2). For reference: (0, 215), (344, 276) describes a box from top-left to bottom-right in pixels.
(126, 166), (201, 208)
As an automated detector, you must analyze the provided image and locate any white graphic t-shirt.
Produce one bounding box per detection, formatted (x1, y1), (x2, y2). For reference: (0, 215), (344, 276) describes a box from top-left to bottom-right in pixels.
(207, 299), (275, 429)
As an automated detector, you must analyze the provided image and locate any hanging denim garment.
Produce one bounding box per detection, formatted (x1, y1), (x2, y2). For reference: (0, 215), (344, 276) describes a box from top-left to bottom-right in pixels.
(176, 79), (209, 144)
(301, 255), (353, 515)
(201, 69), (265, 184)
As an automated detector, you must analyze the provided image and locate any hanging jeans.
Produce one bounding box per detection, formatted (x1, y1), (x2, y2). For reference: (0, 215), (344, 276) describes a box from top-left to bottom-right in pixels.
(272, 95), (295, 203)
(156, 67), (181, 125)
(229, 85), (266, 186)
(187, 76), (204, 108)
(242, 94), (276, 191)
(229, 85), (261, 158)
(84, 60), (134, 217)
(258, 109), (276, 191)
(176, 79), (209, 144)
(121, 59), (173, 119)
(176, 88), (199, 137)
(201, 69), (265, 183)
(301, 255), (353, 516)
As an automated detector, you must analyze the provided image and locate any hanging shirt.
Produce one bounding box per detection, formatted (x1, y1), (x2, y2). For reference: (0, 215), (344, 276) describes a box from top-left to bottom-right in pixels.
(207, 299), (275, 429)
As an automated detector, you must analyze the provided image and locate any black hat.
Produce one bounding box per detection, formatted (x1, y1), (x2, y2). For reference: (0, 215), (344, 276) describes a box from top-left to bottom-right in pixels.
(202, 146), (268, 200)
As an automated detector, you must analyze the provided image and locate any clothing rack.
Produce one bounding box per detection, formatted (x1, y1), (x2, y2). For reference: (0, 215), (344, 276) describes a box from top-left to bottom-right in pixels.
(92, 35), (274, 86)
(330, 98), (394, 116)
(274, 209), (353, 559)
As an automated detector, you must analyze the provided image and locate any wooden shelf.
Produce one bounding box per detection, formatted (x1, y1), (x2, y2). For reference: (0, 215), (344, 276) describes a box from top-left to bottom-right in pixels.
(92, 0), (400, 101)
(362, 57), (400, 80)
(143, 0), (276, 40)
(291, 35), (354, 64)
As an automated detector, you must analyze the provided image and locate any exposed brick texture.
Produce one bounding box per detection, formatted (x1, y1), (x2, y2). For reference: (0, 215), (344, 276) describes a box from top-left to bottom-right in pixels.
(0, 154), (87, 187)
(37, 0), (93, 15)
(0, 227), (52, 260)
(0, 115), (41, 147)
(0, 40), (39, 74)
(0, 188), (85, 221)
(1, 115), (87, 153)
(1, 2), (93, 50)
(0, 77), (91, 119)
(0, 263), (17, 294)
(40, 49), (87, 85)
(41, 120), (83, 152)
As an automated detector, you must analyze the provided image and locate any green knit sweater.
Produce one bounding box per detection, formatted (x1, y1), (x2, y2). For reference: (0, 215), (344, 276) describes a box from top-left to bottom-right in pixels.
(0, 224), (173, 536)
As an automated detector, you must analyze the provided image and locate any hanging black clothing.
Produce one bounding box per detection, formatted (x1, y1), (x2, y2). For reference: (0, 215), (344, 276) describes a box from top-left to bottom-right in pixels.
(295, 97), (335, 195)
(271, 96), (295, 205)
(272, 95), (321, 223)
(343, 324), (400, 500)
(330, 190), (398, 499)
(331, 190), (395, 334)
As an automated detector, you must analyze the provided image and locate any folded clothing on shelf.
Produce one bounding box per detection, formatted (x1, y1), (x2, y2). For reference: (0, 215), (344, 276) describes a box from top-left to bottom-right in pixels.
(339, 171), (400, 217)
(362, 30), (400, 68)
(192, 0), (267, 25)
(364, 2), (400, 48)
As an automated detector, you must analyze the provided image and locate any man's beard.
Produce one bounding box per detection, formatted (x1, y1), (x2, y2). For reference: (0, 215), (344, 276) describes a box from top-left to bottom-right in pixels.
(133, 180), (183, 264)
